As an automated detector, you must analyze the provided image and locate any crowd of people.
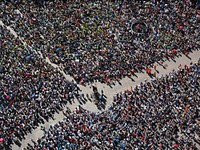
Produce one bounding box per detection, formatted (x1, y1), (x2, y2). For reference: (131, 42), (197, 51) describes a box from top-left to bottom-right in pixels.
(1, 0), (199, 85)
(0, 0), (200, 149)
(0, 25), (80, 149)
(26, 62), (200, 150)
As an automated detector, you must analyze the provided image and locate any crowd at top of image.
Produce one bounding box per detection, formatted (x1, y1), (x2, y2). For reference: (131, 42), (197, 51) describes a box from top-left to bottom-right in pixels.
(0, 25), (80, 149)
(26, 61), (200, 150)
(1, 0), (199, 85)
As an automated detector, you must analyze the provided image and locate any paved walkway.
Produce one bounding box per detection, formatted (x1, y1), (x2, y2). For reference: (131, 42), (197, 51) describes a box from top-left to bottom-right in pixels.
(11, 51), (199, 150)
(1, 19), (199, 150)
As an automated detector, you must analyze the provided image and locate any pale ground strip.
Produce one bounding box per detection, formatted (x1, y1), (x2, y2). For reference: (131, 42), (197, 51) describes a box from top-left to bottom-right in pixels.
(0, 19), (199, 150)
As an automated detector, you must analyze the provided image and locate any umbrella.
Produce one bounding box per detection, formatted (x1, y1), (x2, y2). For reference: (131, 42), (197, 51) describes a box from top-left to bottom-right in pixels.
(0, 138), (4, 143)
(172, 143), (179, 148)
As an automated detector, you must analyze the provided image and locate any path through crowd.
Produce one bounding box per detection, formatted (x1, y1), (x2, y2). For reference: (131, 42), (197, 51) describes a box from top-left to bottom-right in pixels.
(13, 51), (200, 150)
(1, 19), (199, 150)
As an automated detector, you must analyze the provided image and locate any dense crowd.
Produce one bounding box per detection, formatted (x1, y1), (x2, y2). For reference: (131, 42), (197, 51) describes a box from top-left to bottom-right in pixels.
(26, 62), (200, 150)
(0, 0), (200, 149)
(1, 0), (199, 85)
(0, 26), (80, 149)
